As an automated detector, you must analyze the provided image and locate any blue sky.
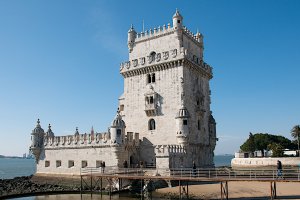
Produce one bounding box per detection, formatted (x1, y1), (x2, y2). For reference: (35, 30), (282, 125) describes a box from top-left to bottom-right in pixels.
(0, 1), (299, 156)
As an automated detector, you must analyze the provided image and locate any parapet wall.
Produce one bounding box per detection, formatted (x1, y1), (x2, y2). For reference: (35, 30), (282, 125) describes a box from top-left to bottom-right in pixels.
(44, 132), (139, 149)
(231, 157), (300, 168)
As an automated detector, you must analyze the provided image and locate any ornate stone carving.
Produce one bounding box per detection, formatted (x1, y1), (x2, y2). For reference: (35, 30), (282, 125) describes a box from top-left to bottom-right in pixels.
(171, 49), (177, 58)
(132, 59), (138, 67)
(156, 53), (161, 62)
(163, 51), (169, 60)
(140, 57), (145, 65)
(147, 55), (153, 64)
(125, 61), (130, 69)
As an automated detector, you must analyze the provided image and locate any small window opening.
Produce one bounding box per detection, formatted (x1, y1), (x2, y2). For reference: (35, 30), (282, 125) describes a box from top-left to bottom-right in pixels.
(198, 120), (201, 130)
(149, 119), (156, 130)
(183, 120), (188, 125)
(96, 160), (102, 168)
(45, 161), (50, 167)
(147, 73), (156, 84)
(152, 73), (155, 83)
(197, 100), (200, 105)
(117, 129), (121, 137)
(147, 74), (151, 84)
(56, 160), (61, 168)
(68, 160), (74, 168)
(82, 160), (88, 168)
(149, 96), (154, 104)
(177, 20), (181, 23)
(119, 104), (124, 111)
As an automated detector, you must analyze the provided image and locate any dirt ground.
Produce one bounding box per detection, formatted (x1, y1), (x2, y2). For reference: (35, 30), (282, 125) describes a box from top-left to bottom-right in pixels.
(154, 181), (300, 199)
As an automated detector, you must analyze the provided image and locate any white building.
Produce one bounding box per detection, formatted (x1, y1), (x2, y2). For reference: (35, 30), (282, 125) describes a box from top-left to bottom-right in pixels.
(30, 10), (217, 175)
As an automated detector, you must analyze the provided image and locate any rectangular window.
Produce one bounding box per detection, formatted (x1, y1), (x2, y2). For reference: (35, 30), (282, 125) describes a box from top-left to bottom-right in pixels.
(96, 160), (102, 168)
(150, 96), (154, 104)
(183, 120), (188, 125)
(152, 73), (155, 83)
(68, 160), (74, 168)
(56, 160), (61, 168)
(82, 160), (88, 168)
(198, 120), (201, 130)
(45, 161), (50, 167)
(120, 104), (124, 111)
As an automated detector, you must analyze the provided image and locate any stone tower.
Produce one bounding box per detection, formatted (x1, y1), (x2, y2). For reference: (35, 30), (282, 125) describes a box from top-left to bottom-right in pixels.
(119, 10), (217, 168)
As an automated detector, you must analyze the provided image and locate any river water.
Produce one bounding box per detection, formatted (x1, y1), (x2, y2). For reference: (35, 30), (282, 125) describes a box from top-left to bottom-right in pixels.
(0, 155), (234, 200)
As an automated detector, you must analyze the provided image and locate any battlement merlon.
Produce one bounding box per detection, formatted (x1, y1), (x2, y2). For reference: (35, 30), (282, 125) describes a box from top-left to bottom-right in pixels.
(127, 10), (204, 62)
(43, 131), (139, 150)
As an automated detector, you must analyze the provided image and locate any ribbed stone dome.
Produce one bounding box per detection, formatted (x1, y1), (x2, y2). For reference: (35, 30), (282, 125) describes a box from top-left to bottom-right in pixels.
(45, 124), (54, 137)
(32, 119), (44, 134)
(176, 106), (190, 118)
(111, 111), (126, 128)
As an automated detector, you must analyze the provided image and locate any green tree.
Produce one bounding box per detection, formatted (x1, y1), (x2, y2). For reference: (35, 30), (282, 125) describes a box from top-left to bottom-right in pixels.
(240, 133), (295, 157)
(291, 125), (300, 156)
(267, 143), (284, 157)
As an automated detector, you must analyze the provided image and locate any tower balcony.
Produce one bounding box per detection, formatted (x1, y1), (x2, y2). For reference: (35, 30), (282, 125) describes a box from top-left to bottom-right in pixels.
(145, 104), (157, 116)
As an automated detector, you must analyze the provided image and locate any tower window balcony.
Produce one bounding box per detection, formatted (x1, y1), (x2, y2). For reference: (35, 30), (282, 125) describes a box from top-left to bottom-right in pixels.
(145, 95), (157, 116)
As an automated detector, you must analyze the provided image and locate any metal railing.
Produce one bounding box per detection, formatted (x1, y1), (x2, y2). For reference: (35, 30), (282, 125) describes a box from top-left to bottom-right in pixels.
(80, 167), (300, 181)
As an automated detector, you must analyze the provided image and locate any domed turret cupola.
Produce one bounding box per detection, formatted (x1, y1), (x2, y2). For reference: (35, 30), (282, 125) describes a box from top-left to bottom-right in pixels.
(175, 106), (190, 145)
(45, 124), (55, 138)
(30, 119), (45, 163)
(173, 9), (183, 29)
(110, 109), (126, 145)
(127, 24), (136, 53)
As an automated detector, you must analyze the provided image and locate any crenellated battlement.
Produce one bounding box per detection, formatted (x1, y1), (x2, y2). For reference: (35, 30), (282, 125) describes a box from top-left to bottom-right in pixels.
(134, 23), (174, 42)
(155, 144), (187, 157)
(43, 131), (139, 149)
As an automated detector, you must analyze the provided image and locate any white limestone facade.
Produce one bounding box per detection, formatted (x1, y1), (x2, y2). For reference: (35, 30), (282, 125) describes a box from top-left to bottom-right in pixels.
(29, 10), (217, 175)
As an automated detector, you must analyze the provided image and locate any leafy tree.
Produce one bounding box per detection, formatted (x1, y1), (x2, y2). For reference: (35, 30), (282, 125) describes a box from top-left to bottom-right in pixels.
(267, 143), (284, 157)
(240, 133), (296, 157)
(291, 125), (300, 156)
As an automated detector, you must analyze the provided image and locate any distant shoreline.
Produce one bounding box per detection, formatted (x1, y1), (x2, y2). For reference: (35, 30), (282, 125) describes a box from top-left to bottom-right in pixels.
(0, 155), (33, 159)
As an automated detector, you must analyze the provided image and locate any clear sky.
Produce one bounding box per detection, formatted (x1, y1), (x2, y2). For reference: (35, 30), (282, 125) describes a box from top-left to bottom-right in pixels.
(0, 0), (299, 156)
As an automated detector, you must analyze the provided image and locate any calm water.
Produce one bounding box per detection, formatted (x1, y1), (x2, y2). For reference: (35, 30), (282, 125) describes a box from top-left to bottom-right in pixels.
(0, 158), (36, 179)
(0, 155), (233, 199)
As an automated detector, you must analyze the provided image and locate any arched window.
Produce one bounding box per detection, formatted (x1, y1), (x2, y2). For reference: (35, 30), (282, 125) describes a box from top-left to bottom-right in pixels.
(148, 119), (156, 130)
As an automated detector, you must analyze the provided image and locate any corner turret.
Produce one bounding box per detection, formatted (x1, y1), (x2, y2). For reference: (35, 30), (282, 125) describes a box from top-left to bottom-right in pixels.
(110, 109), (126, 144)
(175, 106), (190, 145)
(30, 119), (45, 163)
(45, 124), (55, 138)
(127, 24), (136, 52)
(173, 9), (183, 29)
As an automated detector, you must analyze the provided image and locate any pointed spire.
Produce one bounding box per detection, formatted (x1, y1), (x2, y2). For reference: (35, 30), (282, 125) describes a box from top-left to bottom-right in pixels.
(128, 24), (135, 33)
(36, 119), (41, 128)
(173, 8), (182, 18)
(91, 126), (94, 135)
(75, 127), (79, 135)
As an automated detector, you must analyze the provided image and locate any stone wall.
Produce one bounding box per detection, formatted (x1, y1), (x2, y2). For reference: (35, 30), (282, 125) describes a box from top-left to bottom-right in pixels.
(231, 157), (300, 168)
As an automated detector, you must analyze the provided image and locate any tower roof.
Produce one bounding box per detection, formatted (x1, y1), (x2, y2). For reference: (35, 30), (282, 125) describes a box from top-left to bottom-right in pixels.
(173, 9), (183, 19)
(32, 119), (44, 134)
(111, 109), (126, 128)
(46, 124), (54, 137)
